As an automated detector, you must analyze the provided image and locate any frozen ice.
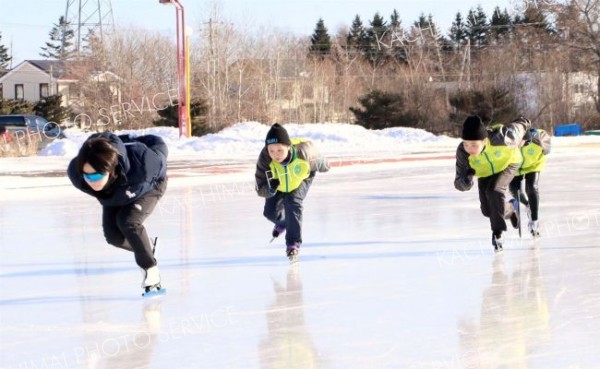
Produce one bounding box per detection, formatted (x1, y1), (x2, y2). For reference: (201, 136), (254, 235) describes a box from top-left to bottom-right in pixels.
(1, 138), (599, 369)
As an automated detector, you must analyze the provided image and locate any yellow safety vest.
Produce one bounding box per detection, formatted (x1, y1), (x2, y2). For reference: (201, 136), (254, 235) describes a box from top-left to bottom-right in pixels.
(519, 142), (546, 174)
(468, 139), (521, 178)
(269, 139), (311, 193)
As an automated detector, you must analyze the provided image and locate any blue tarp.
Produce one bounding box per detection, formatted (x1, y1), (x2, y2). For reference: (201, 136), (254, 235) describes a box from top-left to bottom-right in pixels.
(554, 123), (582, 136)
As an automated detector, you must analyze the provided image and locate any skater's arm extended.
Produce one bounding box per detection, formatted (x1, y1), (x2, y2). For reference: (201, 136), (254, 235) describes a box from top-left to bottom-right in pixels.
(454, 144), (474, 192)
(490, 117), (531, 148)
(531, 129), (552, 155)
(255, 147), (274, 198)
(296, 140), (330, 173)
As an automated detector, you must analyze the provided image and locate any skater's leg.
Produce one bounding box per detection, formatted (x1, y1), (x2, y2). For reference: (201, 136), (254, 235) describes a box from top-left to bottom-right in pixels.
(116, 179), (167, 270)
(508, 175), (521, 201)
(489, 164), (519, 235)
(263, 193), (285, 225)
(103, 206), (131, 251)
(478, 176), (492, 219)
(283, 177), (313, 245)
(525, 172), (540, 221)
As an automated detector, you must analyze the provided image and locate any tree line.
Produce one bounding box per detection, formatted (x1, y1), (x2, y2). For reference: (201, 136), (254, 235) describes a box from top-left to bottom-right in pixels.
(1, 0), (598, 135)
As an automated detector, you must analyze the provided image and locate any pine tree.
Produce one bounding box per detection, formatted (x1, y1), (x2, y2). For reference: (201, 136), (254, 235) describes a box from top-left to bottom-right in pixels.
(0, 32), (12, 70)
(521, 5), (554, 34)
(389, 9), (408, 64)
(449, 12), (468, 50)
(490, 7), (512, 42)
(347, 15), (368, 54)
(40, 16), (75, 60)
(366, 13), (388, 64)
(309, 18), (332, 58)
(466, 6), (489, 47)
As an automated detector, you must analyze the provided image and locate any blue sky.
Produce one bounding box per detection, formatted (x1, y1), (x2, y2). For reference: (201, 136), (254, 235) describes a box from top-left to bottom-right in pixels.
(1, 0), (515, 65)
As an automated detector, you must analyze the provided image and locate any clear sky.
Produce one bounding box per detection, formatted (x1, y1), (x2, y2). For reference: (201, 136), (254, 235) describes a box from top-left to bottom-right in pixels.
(1, 0), (517, 65)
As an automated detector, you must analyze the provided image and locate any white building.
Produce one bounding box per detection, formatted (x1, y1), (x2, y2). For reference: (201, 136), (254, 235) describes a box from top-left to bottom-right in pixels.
(0, 60), (121, 107)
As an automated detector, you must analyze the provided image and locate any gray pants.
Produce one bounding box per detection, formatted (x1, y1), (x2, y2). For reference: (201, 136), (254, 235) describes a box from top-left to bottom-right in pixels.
(102, 178), (167, 269)
(477, 164), (518, 236)
(263, 177), (313, 246)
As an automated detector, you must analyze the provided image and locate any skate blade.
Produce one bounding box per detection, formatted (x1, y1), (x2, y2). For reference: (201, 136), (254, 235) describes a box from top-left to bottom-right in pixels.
(288, 255), (299, 263)
(494, 247), (504, 253)
(142, 287), (167, 298)
(269, 237), (276, 243)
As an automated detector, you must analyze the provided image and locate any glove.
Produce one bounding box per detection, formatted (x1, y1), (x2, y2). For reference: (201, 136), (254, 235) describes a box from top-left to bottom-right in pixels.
(466, 168), (475, 181)
(461, 168), (475, 188)
(267, 178), (280, 194)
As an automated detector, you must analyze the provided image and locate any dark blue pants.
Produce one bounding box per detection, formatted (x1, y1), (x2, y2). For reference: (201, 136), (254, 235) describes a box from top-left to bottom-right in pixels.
(102, 178), (167, 269)
(263, 177), (313, 246)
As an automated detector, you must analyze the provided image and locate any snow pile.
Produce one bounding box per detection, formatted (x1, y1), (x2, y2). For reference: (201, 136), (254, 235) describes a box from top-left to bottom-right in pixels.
(38, 121), (459, 159)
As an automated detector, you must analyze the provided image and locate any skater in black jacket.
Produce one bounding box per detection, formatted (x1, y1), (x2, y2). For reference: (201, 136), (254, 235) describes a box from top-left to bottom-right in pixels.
(67, 132), (168, 293)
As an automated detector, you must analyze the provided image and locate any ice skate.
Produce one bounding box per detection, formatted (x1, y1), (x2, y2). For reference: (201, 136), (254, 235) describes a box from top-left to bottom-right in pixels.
(151, 237), (158, 255)
(529, 220), (540, 238)
(509, 198), (521, 237)
(286, 243), (300, 263)
(269, 224), (286, 243)
(492, 234), (504, 253)
(141, 265), (166, 297)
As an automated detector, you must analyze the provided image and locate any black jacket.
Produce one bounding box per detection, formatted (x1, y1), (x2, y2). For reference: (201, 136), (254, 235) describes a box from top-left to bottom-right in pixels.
(67, 132), (168, 206)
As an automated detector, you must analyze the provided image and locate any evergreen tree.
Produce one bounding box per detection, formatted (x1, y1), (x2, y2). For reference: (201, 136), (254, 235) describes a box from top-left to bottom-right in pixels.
(521, 5), (554, 34)
(0, 32), (12, 70)
(490, 7), (513, 41)
(309, 18), (332, 58)
(347, 15), (368, 54)
(366, 13), (388, 65)
(40, 16), (75, 60)
(389, 9), (408, 64)
(350, 90), (419, 129)
(33, 95), (70, 125)
(449, 12), (468, 50)
(467, 6), (489, 47)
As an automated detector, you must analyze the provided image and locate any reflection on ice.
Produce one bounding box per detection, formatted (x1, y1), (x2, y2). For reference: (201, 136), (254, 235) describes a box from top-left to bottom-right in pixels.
(459, 248), (550, 368)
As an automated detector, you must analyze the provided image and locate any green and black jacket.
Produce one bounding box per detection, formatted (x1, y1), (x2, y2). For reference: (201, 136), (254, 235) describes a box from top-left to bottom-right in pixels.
(255, 138), (329, 198)
(454, 117), (531, 191)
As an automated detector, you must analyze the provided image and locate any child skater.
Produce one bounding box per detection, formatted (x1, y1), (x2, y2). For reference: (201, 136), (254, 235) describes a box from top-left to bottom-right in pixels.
(255, 123), (329, 261)
(454, 116), (531, 252)
(67, 132), (168, 294)
(509, 128), (551, 237)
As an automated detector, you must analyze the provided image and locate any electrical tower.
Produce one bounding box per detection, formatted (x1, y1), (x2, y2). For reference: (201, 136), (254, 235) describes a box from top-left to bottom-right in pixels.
(64, 0), (115, 54)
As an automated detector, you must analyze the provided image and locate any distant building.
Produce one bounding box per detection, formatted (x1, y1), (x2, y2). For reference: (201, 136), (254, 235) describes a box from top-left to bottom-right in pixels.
(0, 60), (121, 107)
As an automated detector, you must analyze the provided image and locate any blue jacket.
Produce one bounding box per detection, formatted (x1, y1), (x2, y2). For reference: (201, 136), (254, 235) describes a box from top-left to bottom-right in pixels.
(67, 132), (168, 206)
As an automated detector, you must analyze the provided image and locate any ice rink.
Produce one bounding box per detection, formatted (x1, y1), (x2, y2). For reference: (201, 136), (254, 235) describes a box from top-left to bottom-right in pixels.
(1, 143), (599, 369)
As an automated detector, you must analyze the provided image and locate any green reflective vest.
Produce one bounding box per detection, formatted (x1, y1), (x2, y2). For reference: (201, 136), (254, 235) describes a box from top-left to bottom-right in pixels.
(468, 139), (522, 178)
(269, 140), (311, 193)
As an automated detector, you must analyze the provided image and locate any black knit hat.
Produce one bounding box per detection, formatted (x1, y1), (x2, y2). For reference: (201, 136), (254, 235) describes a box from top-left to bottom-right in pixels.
(461, 115), (487, 140)
(265, 123), (291, 146)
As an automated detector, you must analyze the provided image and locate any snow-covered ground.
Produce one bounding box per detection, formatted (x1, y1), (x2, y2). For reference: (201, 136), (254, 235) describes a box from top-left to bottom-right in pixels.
(1, 122), (599, 368)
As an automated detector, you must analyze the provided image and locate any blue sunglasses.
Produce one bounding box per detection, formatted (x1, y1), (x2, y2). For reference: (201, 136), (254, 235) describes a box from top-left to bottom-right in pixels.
(83, 172), (108, 182)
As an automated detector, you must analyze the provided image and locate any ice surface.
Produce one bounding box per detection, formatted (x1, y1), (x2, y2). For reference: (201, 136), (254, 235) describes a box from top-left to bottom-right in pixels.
(1, 142), (599, 369)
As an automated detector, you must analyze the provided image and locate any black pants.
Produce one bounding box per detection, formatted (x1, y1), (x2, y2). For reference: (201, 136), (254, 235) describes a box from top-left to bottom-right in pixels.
(478, 164), (519, 236)
(509, 172), (540, 221)
(263, 177), (313, 246)
(102, 178), (168, 269)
